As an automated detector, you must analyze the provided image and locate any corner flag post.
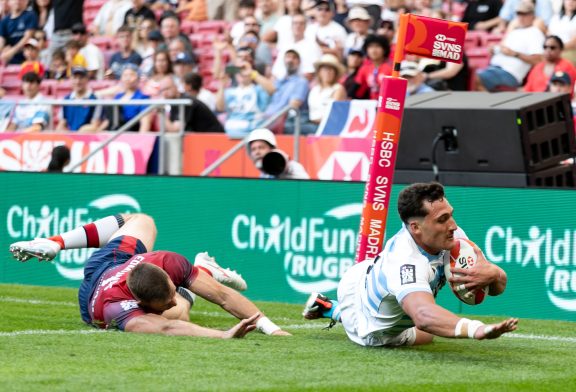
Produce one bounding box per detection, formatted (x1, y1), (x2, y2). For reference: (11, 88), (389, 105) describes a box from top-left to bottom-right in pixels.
(355, 14), (468, 262)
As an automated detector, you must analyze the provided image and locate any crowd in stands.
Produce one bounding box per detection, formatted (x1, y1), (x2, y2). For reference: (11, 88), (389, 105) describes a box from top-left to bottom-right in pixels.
(1, 0), (576, 137)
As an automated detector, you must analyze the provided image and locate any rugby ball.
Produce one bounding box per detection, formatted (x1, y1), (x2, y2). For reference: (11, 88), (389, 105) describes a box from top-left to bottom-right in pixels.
(444, 238), (489, 305)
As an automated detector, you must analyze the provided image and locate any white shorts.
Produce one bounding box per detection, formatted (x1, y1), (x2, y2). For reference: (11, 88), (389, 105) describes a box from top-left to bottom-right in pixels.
(337, 261), (416, 347)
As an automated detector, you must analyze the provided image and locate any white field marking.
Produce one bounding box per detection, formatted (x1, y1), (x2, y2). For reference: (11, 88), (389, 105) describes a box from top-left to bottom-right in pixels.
(0, 297), (77, 307)
(504, 333), (576, 344)
(0, 329), (106, 337)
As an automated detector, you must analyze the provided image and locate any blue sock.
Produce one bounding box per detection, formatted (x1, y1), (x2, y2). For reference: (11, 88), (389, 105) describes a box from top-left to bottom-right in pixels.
(321, 300), (341, 322)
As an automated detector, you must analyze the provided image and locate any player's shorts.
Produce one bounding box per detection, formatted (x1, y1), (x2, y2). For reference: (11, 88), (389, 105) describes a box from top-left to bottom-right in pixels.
(78, 235), (147, 324)
(337, 261), (416, 347)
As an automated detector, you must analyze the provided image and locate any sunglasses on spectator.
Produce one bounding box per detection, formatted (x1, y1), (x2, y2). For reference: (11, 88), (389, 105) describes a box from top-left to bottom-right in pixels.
(543, 45), (559, 50)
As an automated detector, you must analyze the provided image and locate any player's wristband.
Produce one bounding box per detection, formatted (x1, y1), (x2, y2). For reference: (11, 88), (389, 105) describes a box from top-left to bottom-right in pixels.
(455, 318), (485, 339)
(256, 316), (280, 335)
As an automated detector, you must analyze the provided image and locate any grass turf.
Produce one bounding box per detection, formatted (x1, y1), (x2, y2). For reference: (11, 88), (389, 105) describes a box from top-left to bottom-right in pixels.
(1, 284), (575, 392)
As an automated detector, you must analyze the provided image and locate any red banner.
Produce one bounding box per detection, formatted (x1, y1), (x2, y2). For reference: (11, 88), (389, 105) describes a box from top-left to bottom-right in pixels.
(0, 133), (157, 174)
(404, 14), (468, 64)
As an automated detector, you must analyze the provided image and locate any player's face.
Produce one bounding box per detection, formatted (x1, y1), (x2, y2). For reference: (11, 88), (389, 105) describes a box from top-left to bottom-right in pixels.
(411, 198), (458, 254)
(144, 280), (178, 313)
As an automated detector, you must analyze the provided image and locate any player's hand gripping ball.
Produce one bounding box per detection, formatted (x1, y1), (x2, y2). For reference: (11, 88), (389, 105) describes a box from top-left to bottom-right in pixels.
(444, 239), (489, 305)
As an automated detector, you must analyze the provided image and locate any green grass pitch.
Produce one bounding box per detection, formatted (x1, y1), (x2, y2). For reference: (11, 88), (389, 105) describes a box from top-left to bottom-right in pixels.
(1, 284), (575, 392)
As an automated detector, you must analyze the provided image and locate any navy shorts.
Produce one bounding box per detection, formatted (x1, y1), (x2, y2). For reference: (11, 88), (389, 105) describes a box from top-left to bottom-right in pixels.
(78, 235), (147, 324)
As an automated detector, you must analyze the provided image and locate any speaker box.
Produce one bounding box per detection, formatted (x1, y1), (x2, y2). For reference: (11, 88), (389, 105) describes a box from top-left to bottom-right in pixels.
(396, 92), (576, 187)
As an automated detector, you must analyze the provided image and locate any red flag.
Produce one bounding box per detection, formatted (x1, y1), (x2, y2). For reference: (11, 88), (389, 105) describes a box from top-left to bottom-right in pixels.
(404, 14), (468, 64)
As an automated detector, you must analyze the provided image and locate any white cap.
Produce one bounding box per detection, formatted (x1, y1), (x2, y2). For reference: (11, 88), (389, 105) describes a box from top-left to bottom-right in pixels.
(247, 128), (277, 148)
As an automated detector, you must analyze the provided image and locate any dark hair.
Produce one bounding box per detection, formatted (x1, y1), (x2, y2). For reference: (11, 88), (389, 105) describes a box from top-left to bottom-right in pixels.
(47, 145), (70, 172)
(153, 49), (173, 75)
(183, 72), (203, 91)
(363, 34), (391, 59)
(237, 46), (255, 60)
(117, 25), (133, 35)
(71, 23), (87, 35)
(22, 71), (42, 83)
(127, 263), (173, 304)
(545, 35), (564, 50)
(398, 182), (445, 223)
(239, 0), (256, 8)
(160, 12), (180, 25)
(32, 0), (52, 14)
(52, 49), (65, 61)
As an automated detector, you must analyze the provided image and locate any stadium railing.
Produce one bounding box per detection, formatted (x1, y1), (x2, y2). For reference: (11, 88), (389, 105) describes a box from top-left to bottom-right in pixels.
(0, 98), (191, 175)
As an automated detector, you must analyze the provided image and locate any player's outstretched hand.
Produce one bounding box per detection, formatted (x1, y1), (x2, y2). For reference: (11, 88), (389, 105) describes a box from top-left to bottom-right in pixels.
(449, 246), (497, 291)
(474, 318), (518, 340)
(223, 313), (260, 339)
(271, 330), (292, 336)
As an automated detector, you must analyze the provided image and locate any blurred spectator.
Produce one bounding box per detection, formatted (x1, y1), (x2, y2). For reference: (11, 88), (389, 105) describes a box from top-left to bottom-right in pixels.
(256, 0), (281, 36)
(33, 28), (50, 65)
(376, 19), (395, 44)
(142, 49), (173, 96)
(547, 0), (576, 63)
(159, 13), (194, 55)
(411, 0), (434, 17)
(47, 145), (70, 172)
(548, 70), (573, 94)
(64, 39), (87, 77)
(400, 61), (435, 95)
(349, 34), (391, 99)
(0, 0), (38, 64)
(344, 6), (372, 55)
(265, 49), (310, 134)
(173, 51), (195, 92)
(524, 35), (576, 93)
(140, 28), (162, 75)
(157, 75), (224, 132)
(90, 0), (133, 36)
(72, 23), (105, 79)
(214, 44), (273, 86)
(133, 18), (157, 56)
(262, 0), (303, 48)
(6, 72), (50, 132)
(308, 0), (348, 59)
(49, 0), (84, 55)
(462, 0), (503, 31)
(124, 0), (156, 30)
(420, 56), (470, 91)
(18, 38), (45, 78)
(497, 0), (552, 32)
(56, 67), (103, 132)
(301, 54), (346, 134)
(175, 0), (208, 22)
(146, 0), (178, 12)
(215, 61), (271, 138)
(230, 0), (257, 45)
(101, 64), (151, 132)
(107, 26), (143, 80)
(333, 0), (350, 27)
(32, 0), (53, 33)
(272, 13), (322, 80)
(247, 127), (310, 179)
(238, 30), (273, 76)
(207, 0), (240, 22)
(341, 48), (364, 97)
(183, 72), (217, 112)
(46, 48), (66, 79)
(346, 0), (384, 29)
(168, 36), (195, 64)
(477, 1), (544, 91)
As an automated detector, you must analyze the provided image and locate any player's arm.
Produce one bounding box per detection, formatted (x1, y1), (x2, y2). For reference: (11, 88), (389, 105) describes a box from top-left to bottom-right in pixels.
(401, 291), (518, 339)
(449, 246), (508, 296)
(189, 269), (291, 336)
(124, 312), (258, 338)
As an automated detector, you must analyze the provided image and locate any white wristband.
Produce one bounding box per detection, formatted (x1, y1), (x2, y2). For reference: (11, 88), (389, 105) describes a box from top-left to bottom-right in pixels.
(468, 320), (485, 339)
(455, 318), (470, 338)
(256, 317), (280, 335)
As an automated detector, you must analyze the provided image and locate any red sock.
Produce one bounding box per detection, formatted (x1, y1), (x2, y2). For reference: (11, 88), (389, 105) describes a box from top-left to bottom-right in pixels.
(49, 235), (65, 250)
